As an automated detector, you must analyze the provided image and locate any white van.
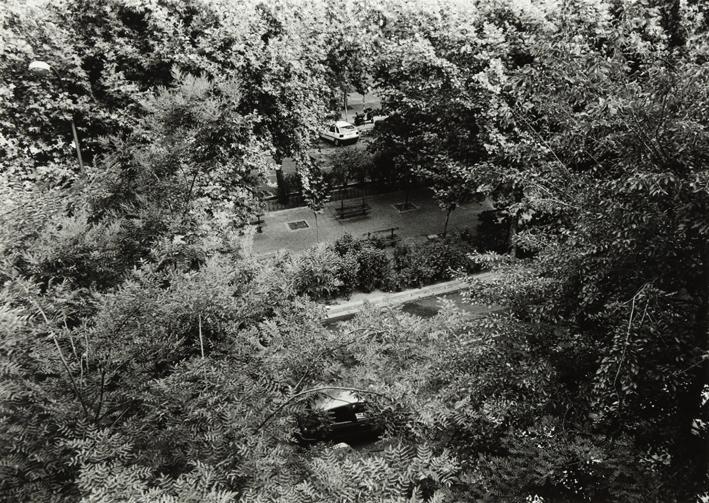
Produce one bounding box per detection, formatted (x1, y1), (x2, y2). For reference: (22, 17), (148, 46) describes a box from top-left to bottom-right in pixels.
(320, 121), (360, 146)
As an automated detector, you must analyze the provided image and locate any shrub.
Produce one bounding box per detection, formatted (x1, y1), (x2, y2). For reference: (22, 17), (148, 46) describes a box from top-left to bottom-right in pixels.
(355, 246), (391, 292)
(336, 251), (360, 296)
(393, 239), (480, 288)
(363, 234), (388, 249)
(290, 244), (343, 300)
(332, 232), (363, 257)
(330, 235), (481, 296)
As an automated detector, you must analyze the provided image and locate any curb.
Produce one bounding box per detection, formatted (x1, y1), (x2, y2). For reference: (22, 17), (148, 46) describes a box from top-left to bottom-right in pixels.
(323, 271), (497, 323)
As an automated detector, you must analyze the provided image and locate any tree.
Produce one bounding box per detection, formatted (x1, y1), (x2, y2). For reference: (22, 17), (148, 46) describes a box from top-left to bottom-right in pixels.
(300, 159), (331, 243)
(3, 2), (708, 501)
(329, 145), (372, 208)
(0, 0), (101, 185)
(464, 0), (709, 497)
(423, 155), (478, 237)
(370, 14), (489, 212)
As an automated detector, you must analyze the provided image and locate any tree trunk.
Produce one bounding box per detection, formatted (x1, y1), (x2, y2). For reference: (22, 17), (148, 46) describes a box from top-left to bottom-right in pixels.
(661, 0), (684, 49)
(314, 212), (319, 243)
(404, 173), (411, 207)
(343, 91), (348, 122)
(70, 117), (84, 170)
(198, 313), (204, 359)
(181, 169), (199, 220)
(443, 206), (454, 237)
(276, 165), (287, 204)
(508, 216), (518, 258)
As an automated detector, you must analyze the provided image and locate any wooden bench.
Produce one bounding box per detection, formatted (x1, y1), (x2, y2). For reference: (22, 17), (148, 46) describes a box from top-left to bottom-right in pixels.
(364, 227), (400, 247)
(335, 202), (370, 220)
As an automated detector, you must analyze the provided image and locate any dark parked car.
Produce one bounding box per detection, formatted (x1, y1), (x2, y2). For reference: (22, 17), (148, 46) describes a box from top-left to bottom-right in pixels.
(296, 390), (384, 445)
(355, 107), (388, 126)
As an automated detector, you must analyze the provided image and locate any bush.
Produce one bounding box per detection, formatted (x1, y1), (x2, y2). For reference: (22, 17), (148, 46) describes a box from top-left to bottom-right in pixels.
(290, 244), (343, 300)
(332, 232), (363, 257)
(301, 234), (481, 298)
(392, 239), (480, 288)
(355, 246), (391, 292)
(336, 251), (360, 296)
(363, 234), (388, 249)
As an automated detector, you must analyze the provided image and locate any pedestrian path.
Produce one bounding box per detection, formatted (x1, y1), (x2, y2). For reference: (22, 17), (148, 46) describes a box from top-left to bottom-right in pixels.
(250, 188), (493, 255)
(323, 271), (499, 322)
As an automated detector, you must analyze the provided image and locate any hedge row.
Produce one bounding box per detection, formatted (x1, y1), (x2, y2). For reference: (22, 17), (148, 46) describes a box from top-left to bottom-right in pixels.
(289, 232), (484, 301)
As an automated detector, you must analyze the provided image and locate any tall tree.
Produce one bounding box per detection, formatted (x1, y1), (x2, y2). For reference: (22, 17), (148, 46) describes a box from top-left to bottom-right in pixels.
(467, 0), (709, 497)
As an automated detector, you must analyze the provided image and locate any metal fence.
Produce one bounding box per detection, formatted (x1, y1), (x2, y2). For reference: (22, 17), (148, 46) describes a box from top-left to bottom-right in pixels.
(263, 181), (403, 212)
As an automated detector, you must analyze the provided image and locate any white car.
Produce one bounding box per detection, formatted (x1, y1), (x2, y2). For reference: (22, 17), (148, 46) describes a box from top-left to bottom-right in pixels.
(320, 121), (360, 146)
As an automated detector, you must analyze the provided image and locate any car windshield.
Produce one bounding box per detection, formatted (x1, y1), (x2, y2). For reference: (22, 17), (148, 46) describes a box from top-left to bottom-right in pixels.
(339, 125), (356, 131)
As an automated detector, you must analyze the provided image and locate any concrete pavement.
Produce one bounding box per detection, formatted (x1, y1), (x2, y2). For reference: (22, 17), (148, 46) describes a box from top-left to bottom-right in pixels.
(250, 188), (493, 255)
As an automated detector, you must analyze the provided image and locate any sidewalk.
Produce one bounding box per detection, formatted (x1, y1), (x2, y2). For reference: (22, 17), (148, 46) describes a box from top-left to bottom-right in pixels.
(250, 188), (493, 255)
(323, 271), (500, 322)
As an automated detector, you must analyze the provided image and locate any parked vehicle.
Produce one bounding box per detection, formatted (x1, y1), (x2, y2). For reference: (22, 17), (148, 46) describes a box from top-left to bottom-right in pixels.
(320, 121), (360, 145)
(354, 108), (374, 126)
(355, 108), (388, 126)
(296, 389), (384, 445)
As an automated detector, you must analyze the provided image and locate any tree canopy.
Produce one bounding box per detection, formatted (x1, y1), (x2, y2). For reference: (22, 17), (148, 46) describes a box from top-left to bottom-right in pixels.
(1, 0), (708, 501)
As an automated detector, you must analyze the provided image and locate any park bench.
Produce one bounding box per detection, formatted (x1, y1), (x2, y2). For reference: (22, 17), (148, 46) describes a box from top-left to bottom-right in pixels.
(364, 227), (400, 247)
(335, 202), (370, 220)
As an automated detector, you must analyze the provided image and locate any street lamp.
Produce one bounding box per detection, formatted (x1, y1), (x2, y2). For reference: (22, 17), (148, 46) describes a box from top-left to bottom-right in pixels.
(28, 60), (84, 170)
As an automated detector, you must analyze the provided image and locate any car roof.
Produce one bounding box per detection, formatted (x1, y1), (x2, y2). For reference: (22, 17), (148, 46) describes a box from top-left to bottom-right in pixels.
(313, 390), (362, 411)
(334, 121), (355, 128)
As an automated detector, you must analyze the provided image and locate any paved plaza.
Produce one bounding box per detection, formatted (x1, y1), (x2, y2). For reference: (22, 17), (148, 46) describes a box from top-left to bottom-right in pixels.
(249, 188), (493, 255)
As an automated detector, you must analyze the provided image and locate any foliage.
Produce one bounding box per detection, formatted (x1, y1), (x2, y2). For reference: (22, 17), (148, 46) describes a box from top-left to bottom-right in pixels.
(2, 1), (708, 502)
(332, 232), (364, 257)
(355, 246), (391, 293)
(476, 210), (510, 254)
(328, 233), (481, 296)
(329, 145), (373, 187)
(300, 162), (331, 215)
(462, 0), (709, 498)
(391, 239), (480, 289)
(290, 244), (343, 300)
(0, 0), (103, 184)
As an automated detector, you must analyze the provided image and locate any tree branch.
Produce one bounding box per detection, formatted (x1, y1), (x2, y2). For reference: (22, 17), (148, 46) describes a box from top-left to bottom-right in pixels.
(26, 295), (91, 420)
(293, 328), (384, 393)
(198, 313), (205, 359)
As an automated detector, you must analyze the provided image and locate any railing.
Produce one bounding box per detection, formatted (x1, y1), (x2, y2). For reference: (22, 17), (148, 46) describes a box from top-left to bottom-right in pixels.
(263, 181), (402, 212)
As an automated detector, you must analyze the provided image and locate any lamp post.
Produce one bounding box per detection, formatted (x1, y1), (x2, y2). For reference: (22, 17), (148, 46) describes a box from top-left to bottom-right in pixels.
(28, 60), (84, 170)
